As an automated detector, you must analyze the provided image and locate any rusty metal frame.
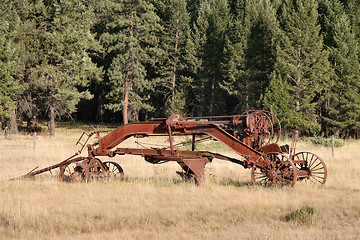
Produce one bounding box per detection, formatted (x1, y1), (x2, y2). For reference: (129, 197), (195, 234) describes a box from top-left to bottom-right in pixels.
(11, 110), (327, 187)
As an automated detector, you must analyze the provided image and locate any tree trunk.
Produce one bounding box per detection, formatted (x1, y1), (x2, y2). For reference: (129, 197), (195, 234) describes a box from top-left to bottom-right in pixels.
(8, 109), (18, 134)
(123, 80), (129, 125)
(171, 18), (180, 111)
(96, 91), (105, 123)
(245, 81), (249, 110)
(123, 7), (135, 125)
(209, 76), (215, 115)
(0, 116), (2, 134)
(49, 106), (55, 136)
(171, 67), (176, 111)
(295, 90), (300, 112)
(96, 102), (104, 123)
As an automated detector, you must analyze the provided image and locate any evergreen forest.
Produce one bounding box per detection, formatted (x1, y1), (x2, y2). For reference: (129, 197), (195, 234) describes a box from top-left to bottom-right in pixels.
(0, 0), (359, 138)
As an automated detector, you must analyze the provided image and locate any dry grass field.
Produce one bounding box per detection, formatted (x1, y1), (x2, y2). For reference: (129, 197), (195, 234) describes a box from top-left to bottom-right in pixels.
(0, 126), (359, 239)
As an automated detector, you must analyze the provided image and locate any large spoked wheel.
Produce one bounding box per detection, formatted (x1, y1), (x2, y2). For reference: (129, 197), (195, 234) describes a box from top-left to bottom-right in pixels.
(243, 110), (281, 148)
(103, 161), (124, 181)
(251, 153), (298, 187)
(293, 152), (327, 184)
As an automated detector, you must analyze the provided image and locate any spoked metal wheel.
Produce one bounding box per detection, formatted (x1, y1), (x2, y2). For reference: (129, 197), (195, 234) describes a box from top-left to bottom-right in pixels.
(87, 159), (124, 181)
(251, 153), (298, 187)
(293, 152), (327, 184)
(103, 161), (124, 181)
(243, 110), (281, 148)
(59, 163), (85, 182)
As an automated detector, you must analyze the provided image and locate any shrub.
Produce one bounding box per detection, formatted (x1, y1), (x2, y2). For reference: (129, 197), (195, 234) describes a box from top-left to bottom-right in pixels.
(285, 205), (318, 225)
(302, 136), (344, 147)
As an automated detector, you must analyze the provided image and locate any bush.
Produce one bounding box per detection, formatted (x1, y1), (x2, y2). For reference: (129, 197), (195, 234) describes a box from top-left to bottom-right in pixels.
(302, 136), (344, 147)
(285, 205), (318, 225)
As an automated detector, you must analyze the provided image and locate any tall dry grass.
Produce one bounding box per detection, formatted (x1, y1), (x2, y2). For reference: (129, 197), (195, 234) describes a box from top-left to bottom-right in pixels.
(0, 127), (359, 239)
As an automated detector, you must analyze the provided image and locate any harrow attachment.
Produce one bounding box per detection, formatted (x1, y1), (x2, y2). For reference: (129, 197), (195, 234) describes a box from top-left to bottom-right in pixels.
(11, 110), (327, 187)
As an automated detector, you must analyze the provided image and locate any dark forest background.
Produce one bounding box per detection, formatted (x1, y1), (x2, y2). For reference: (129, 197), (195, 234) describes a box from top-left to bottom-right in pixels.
(1, 0), (359, 138)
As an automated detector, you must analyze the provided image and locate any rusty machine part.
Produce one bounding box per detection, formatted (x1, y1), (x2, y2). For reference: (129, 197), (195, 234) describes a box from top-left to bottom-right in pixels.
(11, 110), (327, 187)
(251, 152), (298, 187)
(59, 158), (124, 182)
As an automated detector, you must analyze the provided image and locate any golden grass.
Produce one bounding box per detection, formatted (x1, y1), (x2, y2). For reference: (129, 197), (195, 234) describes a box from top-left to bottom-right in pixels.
(0, 128), (360, 239)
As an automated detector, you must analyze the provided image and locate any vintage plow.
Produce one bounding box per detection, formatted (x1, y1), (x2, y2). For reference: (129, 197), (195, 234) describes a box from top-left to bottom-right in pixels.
(11, 110), (327, 187)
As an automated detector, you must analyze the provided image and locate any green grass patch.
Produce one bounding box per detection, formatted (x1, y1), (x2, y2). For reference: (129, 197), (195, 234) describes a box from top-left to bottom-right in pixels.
(285, 205), (318, 225)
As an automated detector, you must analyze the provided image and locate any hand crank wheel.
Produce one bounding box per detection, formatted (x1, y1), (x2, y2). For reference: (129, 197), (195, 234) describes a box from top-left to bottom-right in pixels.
(251, 153), (298, 187)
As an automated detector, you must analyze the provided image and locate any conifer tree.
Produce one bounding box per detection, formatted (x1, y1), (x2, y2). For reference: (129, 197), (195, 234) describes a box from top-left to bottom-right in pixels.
(319, 1), (360, 137)
(153, 0), (193, 116)
(12, 0), (100, 135)
(318, 0), (344, 48)
(222, 0), (278, 113)
(246, 0), (279, 109)
(0, 0), (23, 133)
(101, 0), (162, 124)
(343, 0), (360, 47)
(263, 72), (297, 129)
(221, 0), (254, 112)
(193, 0), (231, 115)
(265, 0), (331, 135)
(0, 37), (22, 117)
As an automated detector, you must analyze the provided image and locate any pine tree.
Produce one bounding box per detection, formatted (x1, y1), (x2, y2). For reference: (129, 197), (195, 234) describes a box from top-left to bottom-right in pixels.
(187, 0), (201, 24)
(265, 0), (331, 135)
(246, 0), (279, 109)
(0, 0), (23, 133)
(76, 0), (109, 123)
(12, 0), (101, 135)
(343, 0), (360, 47)
(318, 0), (344, 48)
(222, 0), (278, 112)
(101, 0), (162, 124)
(193, 0), (231, 115)
(0, 22), (18, 118)
(263, 71), (298, 129)
(153, 0), (193, 116)
(221, 0), (254, 112)
(319, 4), (360, 137)
(0, 37), (22, 134)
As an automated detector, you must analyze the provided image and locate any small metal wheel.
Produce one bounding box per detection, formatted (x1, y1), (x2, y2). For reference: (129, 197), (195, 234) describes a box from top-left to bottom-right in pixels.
(103, 161), (124, 181)
(293, 152), (327, 184)
(59, 163), (85, 182)
(251, 152), (298, 187)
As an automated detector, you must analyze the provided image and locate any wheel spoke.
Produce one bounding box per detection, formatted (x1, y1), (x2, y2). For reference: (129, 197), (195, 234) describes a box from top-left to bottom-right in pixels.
(310, 161), (322, 171)
(308, 154), (317, 168)
(254, 173), (266, 178)
(309, 176), (323, 184)
(255, 175), (267, 181)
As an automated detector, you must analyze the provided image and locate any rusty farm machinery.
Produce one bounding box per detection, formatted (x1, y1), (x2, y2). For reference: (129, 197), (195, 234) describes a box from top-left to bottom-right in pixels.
(12, 110), (327, 187)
